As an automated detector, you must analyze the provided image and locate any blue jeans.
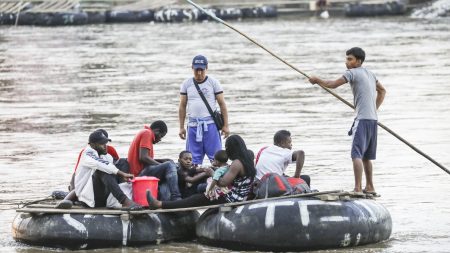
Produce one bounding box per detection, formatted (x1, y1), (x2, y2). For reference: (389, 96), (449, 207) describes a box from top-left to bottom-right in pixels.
(139, 161), (181, 201)
(158, 183), (171, 201)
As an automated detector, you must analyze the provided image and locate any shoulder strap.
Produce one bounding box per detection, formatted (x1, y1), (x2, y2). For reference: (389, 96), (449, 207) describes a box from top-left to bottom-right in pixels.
(255, 146), (269, 165)
(193, 78), (216, 119)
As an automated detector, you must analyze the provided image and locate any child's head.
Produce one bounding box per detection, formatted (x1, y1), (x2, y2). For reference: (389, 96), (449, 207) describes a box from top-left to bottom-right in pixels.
(178, 150), (192, 169)
(212, 150), (228, 167)
(274, 130), (292, 150)
(346, 47), (365, 69)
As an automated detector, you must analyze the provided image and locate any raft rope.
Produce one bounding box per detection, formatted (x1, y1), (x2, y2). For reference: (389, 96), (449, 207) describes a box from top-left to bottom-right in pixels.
(0, 196), (53, 210)
(185, 0), (450, 176)
(18, 195), (54, 209)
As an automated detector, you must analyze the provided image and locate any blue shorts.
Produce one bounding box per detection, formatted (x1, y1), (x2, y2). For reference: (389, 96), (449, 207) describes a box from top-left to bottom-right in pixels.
(186, 123), (222, 165)
(350, 119), (377, 160)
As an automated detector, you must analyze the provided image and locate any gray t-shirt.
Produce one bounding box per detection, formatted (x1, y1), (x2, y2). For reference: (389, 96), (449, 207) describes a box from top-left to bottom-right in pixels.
(180, 76), (223, 118)
(343, 67), (378, 120)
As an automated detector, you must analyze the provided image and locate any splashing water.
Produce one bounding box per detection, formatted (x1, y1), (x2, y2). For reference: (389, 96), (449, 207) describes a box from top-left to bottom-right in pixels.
(411, 0), (450, 18)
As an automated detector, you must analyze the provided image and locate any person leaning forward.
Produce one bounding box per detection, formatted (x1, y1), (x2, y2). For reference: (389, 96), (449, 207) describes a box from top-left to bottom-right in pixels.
(308, 47), (386, 195)
(69, 129), (120, 191)
(255, 130), (310, 186)
(178, 55), (230, 166)
(68, 130), (141, 210)
(127, 120), (182, 201)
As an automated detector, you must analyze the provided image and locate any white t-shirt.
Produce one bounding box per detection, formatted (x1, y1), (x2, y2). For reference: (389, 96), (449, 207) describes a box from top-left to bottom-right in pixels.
(180, 76), (223, 118)
(255, 145), (294, 180)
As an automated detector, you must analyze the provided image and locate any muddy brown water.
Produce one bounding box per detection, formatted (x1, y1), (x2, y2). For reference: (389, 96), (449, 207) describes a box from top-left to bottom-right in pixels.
(1, 16), (449, 252)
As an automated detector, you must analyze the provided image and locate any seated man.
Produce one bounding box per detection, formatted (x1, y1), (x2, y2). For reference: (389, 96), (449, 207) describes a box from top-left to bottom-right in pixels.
(59, 129), (121, 208)
(255, 130), (310, 186)
(69, 129), (120, 191)
(127, 120), (182, 201)
(59, 129), (140, 209)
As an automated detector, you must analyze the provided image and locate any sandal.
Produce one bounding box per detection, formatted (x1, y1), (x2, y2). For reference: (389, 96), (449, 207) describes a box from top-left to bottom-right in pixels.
(121, 202), (143, 211)
(363, 190), (381, 197)
(55, 200), (73, 209)
(347, 191), (365, 197)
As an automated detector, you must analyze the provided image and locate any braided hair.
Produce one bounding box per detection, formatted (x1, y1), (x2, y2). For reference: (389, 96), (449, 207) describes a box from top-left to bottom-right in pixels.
(225, 135), (256, 178)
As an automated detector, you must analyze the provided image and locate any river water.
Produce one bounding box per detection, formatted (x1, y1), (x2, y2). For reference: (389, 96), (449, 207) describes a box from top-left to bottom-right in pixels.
(1, 14), (450, 253)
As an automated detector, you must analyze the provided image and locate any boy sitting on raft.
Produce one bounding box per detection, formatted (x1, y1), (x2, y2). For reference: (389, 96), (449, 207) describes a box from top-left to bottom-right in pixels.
(256, 130), (310, 186)
(177, 150), (213, 198)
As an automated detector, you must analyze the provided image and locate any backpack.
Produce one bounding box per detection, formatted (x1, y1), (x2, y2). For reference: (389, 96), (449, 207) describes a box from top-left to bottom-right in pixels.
(254, 173), (293, 199)
(286, 177), (312, 194)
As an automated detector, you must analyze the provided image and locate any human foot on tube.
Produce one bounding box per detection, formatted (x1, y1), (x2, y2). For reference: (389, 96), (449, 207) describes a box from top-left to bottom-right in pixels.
(146, 190), (162, 209)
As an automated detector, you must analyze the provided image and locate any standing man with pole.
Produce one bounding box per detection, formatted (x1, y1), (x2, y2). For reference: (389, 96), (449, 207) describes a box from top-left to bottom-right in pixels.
(309, 47), (386, 195)
(179, 55), (230, 166)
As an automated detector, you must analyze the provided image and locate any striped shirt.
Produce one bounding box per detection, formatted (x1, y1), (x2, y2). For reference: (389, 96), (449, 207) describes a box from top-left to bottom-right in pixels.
(225, 175), (253, 203)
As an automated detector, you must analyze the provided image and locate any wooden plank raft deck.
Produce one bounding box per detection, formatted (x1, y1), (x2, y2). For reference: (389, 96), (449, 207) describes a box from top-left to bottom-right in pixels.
(15, 190), (381, 215)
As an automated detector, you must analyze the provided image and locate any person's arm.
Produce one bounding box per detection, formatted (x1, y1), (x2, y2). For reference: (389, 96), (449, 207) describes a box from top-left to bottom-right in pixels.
(155, 158), (171, 163)
(216, 93), (230, 138)
(184, 171), (211, 184)
(195, 166), (206, 173)
(292, 150), (305, 178)
(116, 170), (134, 182)
(376, 80), (386, 109)
(179, 94), (188, 140)
(309, 76), (347, 89)
(139, 147), (160, 166)
(206, 179), (218, 199)
(217, 160), (242, 187)
(84, 149), (118, 175)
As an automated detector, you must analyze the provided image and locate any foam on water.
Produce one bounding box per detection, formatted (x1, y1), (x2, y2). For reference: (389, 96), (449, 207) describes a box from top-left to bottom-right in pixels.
(411, 0), (450, 18)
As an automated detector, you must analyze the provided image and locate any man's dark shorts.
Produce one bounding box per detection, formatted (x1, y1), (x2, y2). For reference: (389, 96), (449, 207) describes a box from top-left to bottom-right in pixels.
(351, 119), (377, 160)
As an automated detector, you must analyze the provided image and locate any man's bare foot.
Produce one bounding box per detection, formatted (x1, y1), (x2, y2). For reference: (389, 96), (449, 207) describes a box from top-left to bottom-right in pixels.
(146, 190), (162, 209)
(353, 187), (363, 193)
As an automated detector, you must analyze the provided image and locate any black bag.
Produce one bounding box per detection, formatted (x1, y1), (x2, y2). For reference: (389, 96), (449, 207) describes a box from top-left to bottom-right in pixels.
(213, 111), (224, 130)
(193, 79), (224, 131)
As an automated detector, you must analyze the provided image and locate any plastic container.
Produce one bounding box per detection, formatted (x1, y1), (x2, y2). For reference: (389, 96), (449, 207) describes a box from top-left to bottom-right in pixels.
(131, 176), (159, 207)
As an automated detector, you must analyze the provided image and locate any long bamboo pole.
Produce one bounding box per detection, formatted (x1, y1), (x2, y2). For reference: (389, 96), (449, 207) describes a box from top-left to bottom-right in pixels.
(186, 0), (450, 175)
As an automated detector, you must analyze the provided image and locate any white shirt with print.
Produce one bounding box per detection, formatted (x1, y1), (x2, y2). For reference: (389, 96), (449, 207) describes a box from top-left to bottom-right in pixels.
(180, 76), (223, 119)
